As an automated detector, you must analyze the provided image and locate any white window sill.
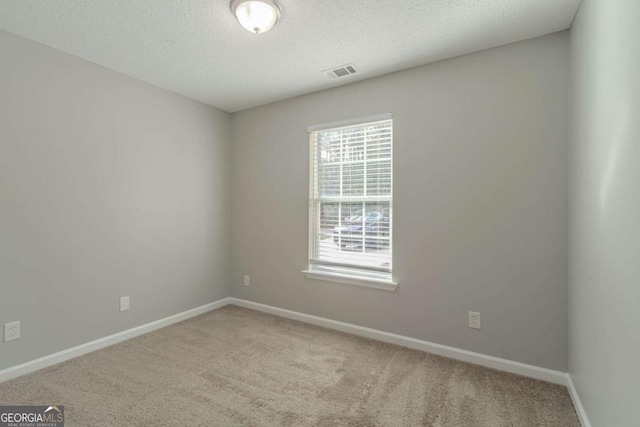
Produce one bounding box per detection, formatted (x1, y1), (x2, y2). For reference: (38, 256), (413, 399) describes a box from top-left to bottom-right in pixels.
(302, 270), (398, 291)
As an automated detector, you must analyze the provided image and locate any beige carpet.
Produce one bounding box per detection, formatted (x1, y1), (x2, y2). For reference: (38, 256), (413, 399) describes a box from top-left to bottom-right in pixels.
(0, 306), (579, 426)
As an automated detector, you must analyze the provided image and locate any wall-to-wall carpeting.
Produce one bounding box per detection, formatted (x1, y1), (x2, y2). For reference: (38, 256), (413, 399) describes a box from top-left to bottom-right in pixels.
(0, 306), (579, 426)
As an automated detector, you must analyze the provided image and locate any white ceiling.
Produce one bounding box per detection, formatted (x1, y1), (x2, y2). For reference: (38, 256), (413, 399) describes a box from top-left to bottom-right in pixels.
(0, 0), (581, 113)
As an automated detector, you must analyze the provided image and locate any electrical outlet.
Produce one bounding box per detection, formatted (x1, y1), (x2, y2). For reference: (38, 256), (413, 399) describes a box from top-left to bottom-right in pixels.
(4, 321), (21, 342)
(468, 311), (481, 330)
(243, 275), (250, 287)
(120, 296), (130, 312)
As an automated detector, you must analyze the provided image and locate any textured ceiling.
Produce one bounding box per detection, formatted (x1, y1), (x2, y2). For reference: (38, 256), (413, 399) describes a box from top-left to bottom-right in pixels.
(0, 0), (581, 112)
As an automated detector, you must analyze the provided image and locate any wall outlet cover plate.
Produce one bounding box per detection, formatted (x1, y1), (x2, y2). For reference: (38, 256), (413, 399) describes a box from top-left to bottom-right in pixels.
(4, 321), (21, 342)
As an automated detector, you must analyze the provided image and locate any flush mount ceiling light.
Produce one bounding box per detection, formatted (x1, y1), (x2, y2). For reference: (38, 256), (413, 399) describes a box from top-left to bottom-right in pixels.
(231, 0), (281, 34)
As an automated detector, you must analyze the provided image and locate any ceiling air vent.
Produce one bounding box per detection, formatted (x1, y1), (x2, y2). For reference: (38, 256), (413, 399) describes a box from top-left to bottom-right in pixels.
(324, 64), (358, 79)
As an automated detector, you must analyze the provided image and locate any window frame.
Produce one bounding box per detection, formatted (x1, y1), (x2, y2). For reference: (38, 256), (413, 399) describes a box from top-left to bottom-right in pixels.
(303, 114), (397, 291)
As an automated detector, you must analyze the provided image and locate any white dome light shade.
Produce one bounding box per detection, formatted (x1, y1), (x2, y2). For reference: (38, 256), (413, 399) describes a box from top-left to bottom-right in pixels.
(231, 0), (280, 34)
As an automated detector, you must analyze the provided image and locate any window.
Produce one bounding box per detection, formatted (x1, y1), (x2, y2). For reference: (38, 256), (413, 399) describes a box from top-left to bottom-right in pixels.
(305, 114), (395, 290)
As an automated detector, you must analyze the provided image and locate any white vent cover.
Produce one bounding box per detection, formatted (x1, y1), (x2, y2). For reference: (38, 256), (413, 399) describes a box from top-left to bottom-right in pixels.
(324, 64), (358, 79)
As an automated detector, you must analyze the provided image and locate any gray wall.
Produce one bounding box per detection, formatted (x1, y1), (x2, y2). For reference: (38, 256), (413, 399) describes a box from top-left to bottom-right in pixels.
(0, 28), (573, 375)
(569, 0), (640, 425)
(0, 30), (231, 370)
(231, 32), (569, 371)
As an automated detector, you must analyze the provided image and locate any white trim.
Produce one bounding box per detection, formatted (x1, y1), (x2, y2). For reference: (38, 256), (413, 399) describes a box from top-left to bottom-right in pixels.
(307, 113), (392, 132)
(566, 375), (592, 427)
(303, 270), (398, 291)
(1, 295), (578, 410)
(228, 298), (568, 385)
(0, 297), (232, 384)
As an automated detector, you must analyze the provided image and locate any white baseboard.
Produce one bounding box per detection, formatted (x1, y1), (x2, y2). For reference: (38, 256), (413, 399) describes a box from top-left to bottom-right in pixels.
(2, 296), (588, 426)
(0, 297), (232, 384)
(566, 375), (592, 427)
(228, 298), (568, 386)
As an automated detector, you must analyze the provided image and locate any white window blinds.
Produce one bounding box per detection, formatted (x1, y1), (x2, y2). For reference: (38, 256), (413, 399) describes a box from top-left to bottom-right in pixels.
(308, 116), (393, 281)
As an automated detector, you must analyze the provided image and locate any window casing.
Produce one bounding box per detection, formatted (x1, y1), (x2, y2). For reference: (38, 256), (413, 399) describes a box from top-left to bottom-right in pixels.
(306, 115), (394, 288)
